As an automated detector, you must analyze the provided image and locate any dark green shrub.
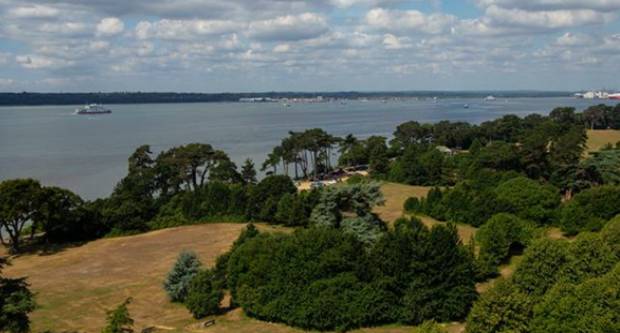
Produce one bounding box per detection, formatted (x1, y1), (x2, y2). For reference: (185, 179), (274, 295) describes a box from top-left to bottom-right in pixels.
(559, 185), (620, 235)
(465, 279), (533, 333)
(512, 239), (569, 296)
(403, 197), (422, 213)
(561, 232), (617, 284)
(601, 215), (620, 258)
(185, 269), (224, 319)
(494, 177), (560, 225)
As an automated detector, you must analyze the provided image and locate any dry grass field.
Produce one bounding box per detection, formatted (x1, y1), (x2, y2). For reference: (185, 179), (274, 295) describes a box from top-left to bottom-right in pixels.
(0, 182), (475, 333)
(586, 129), (620, 154)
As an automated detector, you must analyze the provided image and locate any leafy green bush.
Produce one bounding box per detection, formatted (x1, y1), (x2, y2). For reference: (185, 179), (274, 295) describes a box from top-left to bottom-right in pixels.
(530, 263), (620, 333)
(403, 197), (422, 213)
(494, 177), (560, 225)
(226, 220), (477, 331)
(561, 232), (617, 284)
(559, 185), (620, 235)
(163, 251), (202, 302)
(465, 279), (533, 333)
(512, 239), (569, 296)
(476, 213), (536, 276)
(185, 269), (224, 319)
(601, 215), (620, 258)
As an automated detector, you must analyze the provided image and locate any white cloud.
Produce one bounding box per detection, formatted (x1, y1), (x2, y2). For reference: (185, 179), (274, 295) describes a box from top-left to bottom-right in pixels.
(8, 5), (60, 18)
(135, 19), (242, 40)
(484, 5), (615, 29)
(273, 44), (291, 53)
(0, 78), (15, 87)
(555, 32), (596, 47)
(383, 34), (411, 49)
(248, 13), (329, 41)
(96, 17), (124, 36)
(366, 8), (456, 34)
(476, 0), (620, 12)
(16, 54), (72, 69)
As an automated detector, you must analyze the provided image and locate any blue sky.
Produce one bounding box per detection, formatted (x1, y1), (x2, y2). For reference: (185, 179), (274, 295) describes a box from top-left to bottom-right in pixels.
(0, 0), (619, 92)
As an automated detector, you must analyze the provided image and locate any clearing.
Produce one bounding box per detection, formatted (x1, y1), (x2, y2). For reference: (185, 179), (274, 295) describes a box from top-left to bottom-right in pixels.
(586, 129), (620, 154)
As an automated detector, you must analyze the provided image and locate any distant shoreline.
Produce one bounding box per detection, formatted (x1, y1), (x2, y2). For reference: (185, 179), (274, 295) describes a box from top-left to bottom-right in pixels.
(0, 91), (575, 107)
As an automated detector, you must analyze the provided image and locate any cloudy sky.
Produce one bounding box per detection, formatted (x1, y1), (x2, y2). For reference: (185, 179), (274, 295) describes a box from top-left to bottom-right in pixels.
(0, 0), (619, 92)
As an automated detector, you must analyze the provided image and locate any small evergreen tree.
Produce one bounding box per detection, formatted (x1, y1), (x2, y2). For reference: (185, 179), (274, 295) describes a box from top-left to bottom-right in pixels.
(163, 251), (202, 302)
(102, 298), (133, 333)
(185, 269), (223, 319)
(241, 159), (257, 184)
(0, 257), (36, 333)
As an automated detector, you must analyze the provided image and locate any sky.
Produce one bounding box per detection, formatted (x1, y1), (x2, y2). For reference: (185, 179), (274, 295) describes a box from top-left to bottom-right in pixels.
(0, 0), (619, 92)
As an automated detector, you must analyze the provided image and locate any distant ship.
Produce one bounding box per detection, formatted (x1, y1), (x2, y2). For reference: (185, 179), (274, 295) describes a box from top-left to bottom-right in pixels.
(485, 95), (496, 101)
(609, 93), (620, 100)
(75, 104), (111, 115)
(464, 104), (470, 109)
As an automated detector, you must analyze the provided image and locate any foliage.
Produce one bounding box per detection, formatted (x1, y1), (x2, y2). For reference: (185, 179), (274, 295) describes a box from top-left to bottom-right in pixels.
(185, 269), (224, 319)
(465, 279), (533, 333)
(494, 177), (560, 225)
(0, 258), (36, 333)
(0, 179), (42, 253)
(529, 264), (620, 333)
(102, 298), (133, 333)
(240, 159), (257, 184)
(512, 239), (569, 296)
(247, 175), (297, 221)
(558, 185), (620, 235)
(561, 232), (617, 284)
(163, 251), (202, 302)
(418, 321), (446, 333)
(226, 219), (477, 331)
(476, 214), (536, 276)
(602, 215), (620, 258)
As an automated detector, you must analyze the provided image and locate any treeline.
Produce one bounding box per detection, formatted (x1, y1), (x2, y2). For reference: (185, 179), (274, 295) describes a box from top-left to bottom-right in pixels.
(0, 91), (572, 106)
(0, 144), (320, 253)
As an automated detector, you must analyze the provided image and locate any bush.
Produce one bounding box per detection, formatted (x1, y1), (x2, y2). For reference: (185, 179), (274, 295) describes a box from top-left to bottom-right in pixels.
(494, 177), (560, 225)
(476, 214), (536, 276)
(185, 269), (224, 319)
(561, 232), (617, 284)
(226, 222), (477, 331)
(163, 251), (202, 302)
(403, 197), (422, 213)
(559, 185), (620, 235)
(465, 279), (533, 333)
(601, 215), (620, 258)
(529, 263), (620, 333)
(102, 298), (133, 333)
(418, 321), (446, 333)
(512, 239), (569, 296)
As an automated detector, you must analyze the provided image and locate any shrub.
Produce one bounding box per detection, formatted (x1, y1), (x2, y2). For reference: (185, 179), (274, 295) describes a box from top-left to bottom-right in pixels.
(559, 185), (620, 235)
(163, 251), (202, 302)
(512, 239), (569, 296)
(601, 215), (620, 258)
(185, 269), (224, 319)
(494, 177), (560, 225)
(530, 263), (620, 333)
(418, 321), (446, 333)
(403, 197), (422, 213)
(102, 298), (133, 333)
(465, 279), (533, 333)
(476, 213), (536, 276)
(561, 232), (617, 284)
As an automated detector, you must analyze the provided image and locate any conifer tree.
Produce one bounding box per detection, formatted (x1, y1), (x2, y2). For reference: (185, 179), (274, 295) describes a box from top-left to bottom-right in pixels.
(163, 251), (202, 302)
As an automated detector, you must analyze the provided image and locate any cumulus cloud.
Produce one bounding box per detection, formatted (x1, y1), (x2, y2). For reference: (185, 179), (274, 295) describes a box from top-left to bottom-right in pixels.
(484, 5), (615, 29)
(248, 13), (329, 41)
(96, 17), (124, 36)
(135, 19), (242, 40)
(365, 8), (456, 34)
(8, 5), (59, 18)
(476, 0), (620, 12)
(16, 54), (72, 69)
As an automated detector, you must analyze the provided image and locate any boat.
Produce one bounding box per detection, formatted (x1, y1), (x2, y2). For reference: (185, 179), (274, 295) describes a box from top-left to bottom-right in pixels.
(74, 104), (111, 115)
(609, 93), (620, 100)
(464, 104), (470, 109)
(485, 95), (496, 101)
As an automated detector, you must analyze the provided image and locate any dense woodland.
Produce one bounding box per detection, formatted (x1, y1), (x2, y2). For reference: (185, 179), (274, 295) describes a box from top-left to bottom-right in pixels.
(1, 103), (620, 333)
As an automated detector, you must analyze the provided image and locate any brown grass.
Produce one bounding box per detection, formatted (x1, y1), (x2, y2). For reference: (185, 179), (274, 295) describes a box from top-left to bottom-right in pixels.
(374, 182), (431, 223)
(586, 129), (620, 154)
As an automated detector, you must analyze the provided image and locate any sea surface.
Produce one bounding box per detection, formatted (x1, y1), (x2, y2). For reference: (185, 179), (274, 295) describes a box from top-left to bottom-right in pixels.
(0, 97), (610, 199)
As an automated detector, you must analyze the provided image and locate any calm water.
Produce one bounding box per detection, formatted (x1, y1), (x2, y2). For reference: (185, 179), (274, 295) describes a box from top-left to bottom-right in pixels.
(0, 97), (606, 199)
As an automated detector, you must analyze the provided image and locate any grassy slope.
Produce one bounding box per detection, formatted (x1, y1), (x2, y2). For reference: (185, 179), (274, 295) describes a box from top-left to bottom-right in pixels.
(3, 182), (467, 333)
(586, 129), (620, 154)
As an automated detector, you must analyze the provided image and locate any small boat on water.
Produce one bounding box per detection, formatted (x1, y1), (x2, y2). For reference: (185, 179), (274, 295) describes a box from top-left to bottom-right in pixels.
(464, 104), (470, 109)
(75, 104), (111, 115)
(609, 93), (620, 100)
(485, 95), (496, 101)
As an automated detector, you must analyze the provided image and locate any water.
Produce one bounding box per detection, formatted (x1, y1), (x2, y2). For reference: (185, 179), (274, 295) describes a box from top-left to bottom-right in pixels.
(0, 97), (607, 199)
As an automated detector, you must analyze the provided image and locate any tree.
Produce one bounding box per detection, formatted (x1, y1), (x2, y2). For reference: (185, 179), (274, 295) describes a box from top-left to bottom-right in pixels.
(0, 179), (42, 253)
(0, 257), (36, 333)
(494, 177), (560, 225)
(465, 279), (533, 333)
(185, 269), (224, 319)
(240, 159), (257, 184)
(102, 298), (133, 333)
(34, 186), (85, 243)
(247, 175), (297, 221)
(512, 239), (569, 296)
(163, 251), (202, 302)
(601, 215), (620, 258)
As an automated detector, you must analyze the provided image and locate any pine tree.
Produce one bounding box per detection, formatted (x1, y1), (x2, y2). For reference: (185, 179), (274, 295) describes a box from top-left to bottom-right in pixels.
(241, 159), (257, 184)
(0, 257), (36, 333)
(102, 298), (133, 333)
(163, 251), (202, 302)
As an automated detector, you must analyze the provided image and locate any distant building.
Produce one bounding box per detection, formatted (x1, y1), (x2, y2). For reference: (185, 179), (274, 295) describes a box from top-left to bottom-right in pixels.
(436, 146), (455, 155)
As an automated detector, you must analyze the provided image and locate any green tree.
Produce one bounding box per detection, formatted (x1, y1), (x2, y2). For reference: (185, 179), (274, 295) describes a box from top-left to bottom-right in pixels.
(512, 239), (569, 296)
(102, 298), (133, 333)
(163, 251), (202, 302)
(465, 279), (533, 333)
(0, 179), (42, 253)
(185, 269), (224, 319)
(240, 159), (257, 184)
(0, 257), (36, 333)
(602, 215), (620, 258)
(494, 177), (560, 225)
(34, 186), (84, 243)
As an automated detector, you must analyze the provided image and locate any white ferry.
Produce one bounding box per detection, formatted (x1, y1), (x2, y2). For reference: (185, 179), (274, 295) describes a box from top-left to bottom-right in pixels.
(74, 104), (111, 115)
